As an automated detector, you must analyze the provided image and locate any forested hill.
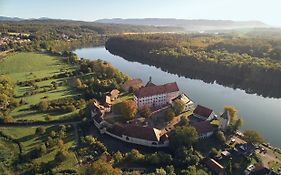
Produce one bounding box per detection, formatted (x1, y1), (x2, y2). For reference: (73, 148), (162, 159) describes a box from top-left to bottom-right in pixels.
(0, 19), (183, 52)
(96, 18), (268, 31)
(105, 33), (281, 98)
(0, 18), (184, 34)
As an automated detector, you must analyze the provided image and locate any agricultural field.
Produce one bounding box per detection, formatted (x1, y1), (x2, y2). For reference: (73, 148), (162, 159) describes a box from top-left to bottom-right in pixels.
(0, 52), (81, 121)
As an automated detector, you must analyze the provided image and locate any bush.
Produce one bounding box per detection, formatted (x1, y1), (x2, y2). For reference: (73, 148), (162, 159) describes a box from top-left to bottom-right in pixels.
(54, 150), (69, 163)
(35, 126), (46, 135)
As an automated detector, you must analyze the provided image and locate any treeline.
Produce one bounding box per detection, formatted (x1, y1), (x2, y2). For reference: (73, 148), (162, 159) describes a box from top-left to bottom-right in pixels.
(0, 75), (18, 122)
(74, 59), (129, 100)
(106, 33), (281, 98)
(0, 20), (182, 52)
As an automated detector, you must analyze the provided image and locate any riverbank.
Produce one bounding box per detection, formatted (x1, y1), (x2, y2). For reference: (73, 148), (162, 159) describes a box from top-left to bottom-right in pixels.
(75, 47), (281, 149)
(105, 35), (281, 98)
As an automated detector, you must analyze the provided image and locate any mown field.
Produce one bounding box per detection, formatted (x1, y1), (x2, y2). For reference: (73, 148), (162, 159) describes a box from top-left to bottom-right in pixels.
(0, 52), (80, 121)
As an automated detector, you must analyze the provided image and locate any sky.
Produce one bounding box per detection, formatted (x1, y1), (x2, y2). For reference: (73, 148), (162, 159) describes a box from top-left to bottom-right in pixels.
(0, 0), (280, 26)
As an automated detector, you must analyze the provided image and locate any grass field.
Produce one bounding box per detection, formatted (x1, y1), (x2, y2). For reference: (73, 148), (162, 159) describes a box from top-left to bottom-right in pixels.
(0, 52), (81, 121)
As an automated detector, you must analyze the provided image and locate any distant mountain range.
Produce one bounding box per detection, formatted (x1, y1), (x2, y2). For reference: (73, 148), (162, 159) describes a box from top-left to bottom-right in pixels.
(0, 16), (54, 21)
(0, 16), (269, 31)
(95, 18), (269, 31)
(0, 16), (24, 21)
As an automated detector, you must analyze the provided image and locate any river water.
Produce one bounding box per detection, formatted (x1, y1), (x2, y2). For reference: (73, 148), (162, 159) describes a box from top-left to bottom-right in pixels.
(75, 46), (281, 148)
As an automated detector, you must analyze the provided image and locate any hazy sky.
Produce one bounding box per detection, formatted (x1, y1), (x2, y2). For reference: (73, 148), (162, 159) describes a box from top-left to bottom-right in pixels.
(0, 0), (280, 26)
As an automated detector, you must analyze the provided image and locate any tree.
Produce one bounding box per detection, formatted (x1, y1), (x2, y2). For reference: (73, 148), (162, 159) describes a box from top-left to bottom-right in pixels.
(139, 105), (151, 118)
(165, 165), (176, 175)
(35, 144), (47, 157)
(175, 147), (200, 167)
(87, 159), (122, 175)
(125, 149), (144, 164)
(181, 166), (208, 175)
(113, 151), (123, 164)
(54, 150), (68, 163)
(216, 131), (226, 144)
(243, 130), (264, 144)
(233, 118), (243, 131)
(155, 168), (167, 175)
(49, 131), (56, 138)
(38, 100), (49, 112)
(166, 108), (176, 122)
(210, 147), (220, 158)
(169, 126), (198, 149)
(66, 104), (76, 112)
(120, 100), (137, 120)
(74, 78), (83, 89)
(224, 106), (238, 123)
(35, 126), (46, 135)
(173, 99), (185, 114)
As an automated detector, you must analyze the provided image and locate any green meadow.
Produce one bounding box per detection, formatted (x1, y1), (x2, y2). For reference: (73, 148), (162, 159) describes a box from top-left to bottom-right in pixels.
(0, 52), (80, 121)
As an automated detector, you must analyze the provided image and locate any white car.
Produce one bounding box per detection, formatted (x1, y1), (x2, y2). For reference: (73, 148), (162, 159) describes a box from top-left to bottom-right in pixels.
(244, 164), (255, 175)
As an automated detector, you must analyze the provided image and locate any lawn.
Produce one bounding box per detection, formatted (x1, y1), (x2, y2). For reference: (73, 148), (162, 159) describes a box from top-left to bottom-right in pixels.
(0, 52), (81, 121)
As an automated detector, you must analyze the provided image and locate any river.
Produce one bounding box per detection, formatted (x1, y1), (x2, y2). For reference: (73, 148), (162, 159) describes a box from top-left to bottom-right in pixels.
(75, 46), (281, 148)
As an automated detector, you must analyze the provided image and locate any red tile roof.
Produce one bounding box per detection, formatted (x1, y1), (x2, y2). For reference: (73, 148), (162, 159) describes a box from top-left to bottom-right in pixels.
(107, 124), (125, 137)
(122, 79), (143, 90)
(193, 105), (213, 118)
(191, 121), (215, 135)
(108, 124), (162, 141)
(123, 124), (162, 141)
(135, 82), (179, 98)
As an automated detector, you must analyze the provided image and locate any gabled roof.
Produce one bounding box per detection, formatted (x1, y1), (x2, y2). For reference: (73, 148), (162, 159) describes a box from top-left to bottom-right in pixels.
(107, 124), (125, 137)
(135, 82), (179, 98)
(203, 158), (225, 175)
(108, 124), (163, 142)
(123, 124), (162, 141)
(191, 121), (216, 135)
(194, 105), (213, 118)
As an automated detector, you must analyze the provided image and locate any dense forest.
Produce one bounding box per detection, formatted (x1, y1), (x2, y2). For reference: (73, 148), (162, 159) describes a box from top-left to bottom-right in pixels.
(0, 19), (182, 52)
(105, 32), (281, 98)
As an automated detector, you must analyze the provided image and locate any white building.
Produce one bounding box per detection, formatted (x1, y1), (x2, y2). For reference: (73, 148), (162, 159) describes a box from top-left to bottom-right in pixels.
(191, 121), (216, 139)
(171, 93), (195, 111)
(219, 110), (231, 131)
(193, 105), (216, 121)
(134, 81), (180, 108)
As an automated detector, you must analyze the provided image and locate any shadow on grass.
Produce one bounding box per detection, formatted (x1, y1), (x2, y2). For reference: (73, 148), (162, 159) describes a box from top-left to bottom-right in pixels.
(13, 110), (42, 119)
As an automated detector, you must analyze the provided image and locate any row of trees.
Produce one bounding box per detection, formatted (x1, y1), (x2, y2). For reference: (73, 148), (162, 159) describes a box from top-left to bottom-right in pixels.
(106, 34), (281, 98)
(36, 98), (86, 113)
